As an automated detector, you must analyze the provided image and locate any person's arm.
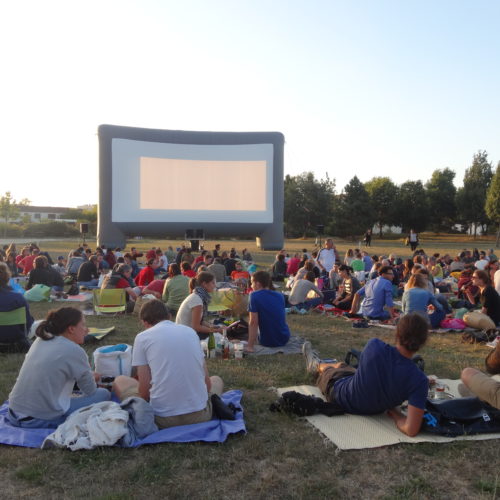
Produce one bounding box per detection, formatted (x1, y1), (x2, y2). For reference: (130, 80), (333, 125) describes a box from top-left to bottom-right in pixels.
(137, 364), (152, 401)
(387, 404), (424, 437)
(125, 286), (138, 300)
(349, 289), (364, 314)
(191, 305), (221, 334)
(204, 362), (211, 393)
(247, 311), (259, 352)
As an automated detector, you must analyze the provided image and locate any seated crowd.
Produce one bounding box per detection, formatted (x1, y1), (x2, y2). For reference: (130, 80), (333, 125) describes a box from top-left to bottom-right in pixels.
(0, 239), (499, 438)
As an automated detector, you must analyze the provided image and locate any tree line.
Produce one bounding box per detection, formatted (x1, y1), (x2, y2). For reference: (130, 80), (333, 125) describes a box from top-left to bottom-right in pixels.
(284, 151), (500, 242)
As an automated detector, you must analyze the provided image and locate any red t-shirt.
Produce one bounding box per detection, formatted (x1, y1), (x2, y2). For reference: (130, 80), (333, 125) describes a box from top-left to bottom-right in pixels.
(231, 270), (250, 281)
(143, 279), (165, 294)
(182, 270), (196, 278)
(136, 266), (155, 286)
(146, 250), (156, 260)
(286, 258), (301, 276)
(19, 255), (37, 275)
(115, 278), (130, 289)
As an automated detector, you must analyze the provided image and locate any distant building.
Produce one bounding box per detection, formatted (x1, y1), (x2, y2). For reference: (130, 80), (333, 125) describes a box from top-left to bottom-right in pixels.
(2, 206), (77, 224)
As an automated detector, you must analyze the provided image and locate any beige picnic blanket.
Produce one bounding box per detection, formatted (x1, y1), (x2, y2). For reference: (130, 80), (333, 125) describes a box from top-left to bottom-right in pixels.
(277, 376), (500, 450)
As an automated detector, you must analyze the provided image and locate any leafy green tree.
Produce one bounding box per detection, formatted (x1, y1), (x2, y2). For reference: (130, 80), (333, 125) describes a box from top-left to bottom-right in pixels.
(485, 162), (500, 247)
(425, 168), (457, 232)
(332, 176), (374, 238)
(0, 192), (30, 236)
(364, 177), (398, 236)
(284, 172), (335, 237)
(456, 151), (493, 236)
(395, 180), (429, 233)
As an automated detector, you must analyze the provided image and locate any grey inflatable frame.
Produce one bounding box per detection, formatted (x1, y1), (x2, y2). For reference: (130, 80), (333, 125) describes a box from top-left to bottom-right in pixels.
(97, 124), (285, 250)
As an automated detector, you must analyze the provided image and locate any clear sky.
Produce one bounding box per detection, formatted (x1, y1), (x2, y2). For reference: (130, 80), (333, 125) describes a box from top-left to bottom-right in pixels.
(1, 0), (499, 207)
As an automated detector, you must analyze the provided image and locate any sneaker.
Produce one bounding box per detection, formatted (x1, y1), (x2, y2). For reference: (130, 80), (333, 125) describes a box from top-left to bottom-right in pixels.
(298, 308), (308, 315)
(302, 341), (320, 374)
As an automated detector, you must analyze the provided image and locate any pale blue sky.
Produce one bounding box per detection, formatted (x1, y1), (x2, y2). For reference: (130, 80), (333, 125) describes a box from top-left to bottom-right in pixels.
(1, 0), (499, 207)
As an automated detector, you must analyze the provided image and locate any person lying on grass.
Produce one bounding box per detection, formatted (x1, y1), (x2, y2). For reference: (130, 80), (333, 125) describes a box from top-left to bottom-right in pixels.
(113, 299), (224, 429)
(303, 313), (429, 437)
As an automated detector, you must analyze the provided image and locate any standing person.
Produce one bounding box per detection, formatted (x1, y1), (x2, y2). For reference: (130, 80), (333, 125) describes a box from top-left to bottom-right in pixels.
(7, 307), (110, 428)
(408, 230), (419, 252)
(247, 271), (290, 352)
(112, 300), (224, 429)
(349, 266), (396, 320)
(162, 263), (190, 317)
(364, 229), (372, 247)
(303, 313), (429, 437)
(213, 244), (221, 259)
(316, 239), (337, 276)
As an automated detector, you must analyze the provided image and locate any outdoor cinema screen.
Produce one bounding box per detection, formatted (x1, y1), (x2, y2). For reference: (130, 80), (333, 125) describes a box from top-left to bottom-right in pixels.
(111, 139), (274, 223)
(98, 125), (284, 250)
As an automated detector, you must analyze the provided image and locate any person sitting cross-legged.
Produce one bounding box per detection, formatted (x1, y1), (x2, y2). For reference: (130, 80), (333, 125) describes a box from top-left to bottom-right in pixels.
(113, 300), (224, 429)
(303, 313), (430, 437)
(349, 265), (397, 320)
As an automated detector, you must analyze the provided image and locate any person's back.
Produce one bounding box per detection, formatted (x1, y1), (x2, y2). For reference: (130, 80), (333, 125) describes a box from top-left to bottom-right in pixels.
(162, 274), (190, 312)
(402, 287), (434, 314)
(207, 261), (226, 282)
(334, 338), (428, 415)
(77, 260), (98, 282)
(133, 320), (207, 417)
(289, 279), (321, 305)
(248, 288), (290, 347)
(359, 275), (393, 318)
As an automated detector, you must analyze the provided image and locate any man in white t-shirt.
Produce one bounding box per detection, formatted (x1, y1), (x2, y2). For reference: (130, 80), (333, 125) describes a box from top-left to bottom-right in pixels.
(113, 300), (223, 429)
(316, 238), (337, 274)
(493, 261), (500, 295)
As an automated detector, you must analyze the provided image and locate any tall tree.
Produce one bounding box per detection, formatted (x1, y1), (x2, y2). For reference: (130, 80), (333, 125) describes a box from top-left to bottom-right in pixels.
(332, 176), (374, 238)
(425, 168), (457, 232)
(364, 177), (398, 236)
(395, 180), (429, 233)
(283, 172), (335, 237)
(0, 192), (30, 236)
(456, 151), (493, 236)
(485, 162), (500, 247)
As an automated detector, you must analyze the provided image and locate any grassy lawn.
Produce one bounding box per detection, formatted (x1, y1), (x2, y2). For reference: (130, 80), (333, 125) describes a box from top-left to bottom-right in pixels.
(1, 236), (499, 499)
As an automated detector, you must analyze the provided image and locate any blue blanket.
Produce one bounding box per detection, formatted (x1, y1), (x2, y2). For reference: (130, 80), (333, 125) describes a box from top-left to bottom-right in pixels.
(0, 390), (245, 449)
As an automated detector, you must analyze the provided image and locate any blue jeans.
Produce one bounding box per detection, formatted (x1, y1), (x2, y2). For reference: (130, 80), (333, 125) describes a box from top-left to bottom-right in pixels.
(290, 298), (323, 310)
(78, 279), (99, 288)
(7, 388), (111, 429)
(429, 309), (446, 329)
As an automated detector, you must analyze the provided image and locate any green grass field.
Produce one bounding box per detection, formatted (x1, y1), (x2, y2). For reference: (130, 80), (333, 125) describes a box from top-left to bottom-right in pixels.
(1, 236), (499, 499)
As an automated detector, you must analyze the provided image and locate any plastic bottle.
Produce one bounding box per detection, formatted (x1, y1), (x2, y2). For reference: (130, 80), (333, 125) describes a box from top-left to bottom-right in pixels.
(222, 329), (230, 360)
(208, 332), (216, 359)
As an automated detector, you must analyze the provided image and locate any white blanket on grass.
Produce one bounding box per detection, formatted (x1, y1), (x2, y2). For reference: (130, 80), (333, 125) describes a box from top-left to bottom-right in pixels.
(277, 376), (500, 450)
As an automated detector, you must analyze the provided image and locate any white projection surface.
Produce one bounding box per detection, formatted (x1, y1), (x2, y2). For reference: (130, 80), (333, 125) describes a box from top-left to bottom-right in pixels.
(111, 139), (274, 223)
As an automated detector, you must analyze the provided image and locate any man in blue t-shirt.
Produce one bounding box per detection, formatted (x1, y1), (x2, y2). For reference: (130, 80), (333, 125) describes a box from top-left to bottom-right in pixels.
(304, 313), (429, 437)
(349, 265), (396, 320)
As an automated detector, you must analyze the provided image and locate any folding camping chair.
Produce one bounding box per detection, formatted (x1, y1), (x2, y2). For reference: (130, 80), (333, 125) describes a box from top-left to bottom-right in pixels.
(0, 306), (30, 352)
(93, 289), (127, 314)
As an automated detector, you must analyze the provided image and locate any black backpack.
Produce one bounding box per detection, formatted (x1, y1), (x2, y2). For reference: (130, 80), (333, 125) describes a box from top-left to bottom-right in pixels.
(422, 397), (500, 437)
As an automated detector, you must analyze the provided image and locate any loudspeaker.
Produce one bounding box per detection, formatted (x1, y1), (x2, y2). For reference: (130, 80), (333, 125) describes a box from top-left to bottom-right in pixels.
(185, 229), (194, 239)
(195, 229), (204, 239)
(316, 224), (324, 235)
(190, 240), (200, 252)
(80, 223), (89, 234)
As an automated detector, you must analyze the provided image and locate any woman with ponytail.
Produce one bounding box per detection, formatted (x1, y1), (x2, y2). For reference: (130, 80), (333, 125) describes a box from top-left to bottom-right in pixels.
(176, 272), (222, 338)
(7, 307), (110, 428)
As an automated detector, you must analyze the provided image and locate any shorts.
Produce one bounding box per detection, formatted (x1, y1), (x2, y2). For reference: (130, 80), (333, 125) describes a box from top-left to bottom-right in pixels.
(316, 363), (356, 403)
(468, 372), (500, 409)
(119, 383), (214, 429)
